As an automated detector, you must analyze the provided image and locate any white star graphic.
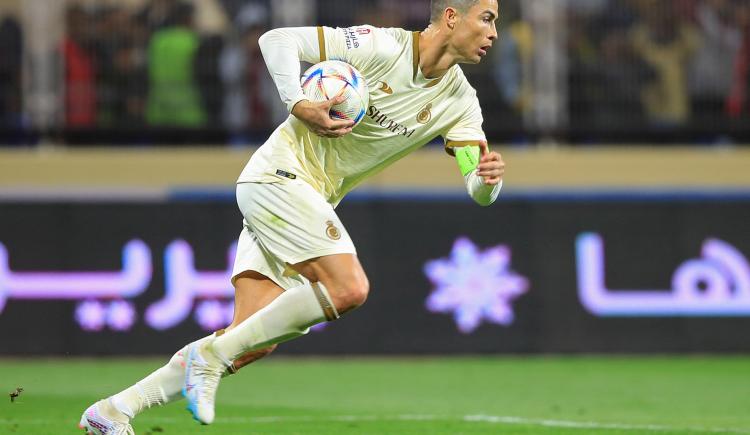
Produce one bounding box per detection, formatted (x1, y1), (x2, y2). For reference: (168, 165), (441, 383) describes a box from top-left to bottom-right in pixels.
(424, 237), (529, 333)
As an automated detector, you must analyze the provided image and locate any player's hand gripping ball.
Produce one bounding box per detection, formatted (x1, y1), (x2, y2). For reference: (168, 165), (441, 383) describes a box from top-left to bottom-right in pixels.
(301, 60), (370, 127)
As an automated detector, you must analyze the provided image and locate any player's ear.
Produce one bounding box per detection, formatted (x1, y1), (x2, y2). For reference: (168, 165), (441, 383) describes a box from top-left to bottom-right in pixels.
(444, 7), (458, 30)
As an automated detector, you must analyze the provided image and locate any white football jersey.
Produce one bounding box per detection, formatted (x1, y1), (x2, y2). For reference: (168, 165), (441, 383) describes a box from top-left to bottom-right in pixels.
(238, 25), (487, 206)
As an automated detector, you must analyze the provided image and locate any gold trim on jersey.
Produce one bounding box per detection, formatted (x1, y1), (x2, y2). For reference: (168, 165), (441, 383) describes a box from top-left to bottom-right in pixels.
(412, 31), (419, 80)
(445, 140), (483, 156)
(425, 77), (443, 88)
(317, 26), (327, 62)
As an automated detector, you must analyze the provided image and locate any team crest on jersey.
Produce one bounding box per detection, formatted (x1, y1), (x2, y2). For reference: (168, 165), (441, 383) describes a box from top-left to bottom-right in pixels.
(325, 221), (341, 240)
(417, 103), (432, 124)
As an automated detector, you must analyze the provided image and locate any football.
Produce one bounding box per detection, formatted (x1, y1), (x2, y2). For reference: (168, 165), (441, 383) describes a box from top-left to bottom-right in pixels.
(300, 60), (369, 127)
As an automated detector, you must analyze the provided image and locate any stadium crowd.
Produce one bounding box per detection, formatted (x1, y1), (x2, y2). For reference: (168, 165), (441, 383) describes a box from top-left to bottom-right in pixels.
(0, 0), (749, 142)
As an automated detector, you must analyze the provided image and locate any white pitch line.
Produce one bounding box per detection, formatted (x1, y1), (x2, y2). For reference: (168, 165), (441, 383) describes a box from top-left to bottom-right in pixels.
(464, 415), (750, 434)
(1, 414), (748, 434)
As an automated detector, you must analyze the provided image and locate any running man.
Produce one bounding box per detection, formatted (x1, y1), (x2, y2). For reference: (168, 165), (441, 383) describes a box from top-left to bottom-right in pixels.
(80, 0), (504, 432)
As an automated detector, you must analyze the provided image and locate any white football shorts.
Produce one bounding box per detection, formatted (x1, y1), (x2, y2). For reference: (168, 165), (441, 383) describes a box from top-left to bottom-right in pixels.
(231, 179), (356, 289)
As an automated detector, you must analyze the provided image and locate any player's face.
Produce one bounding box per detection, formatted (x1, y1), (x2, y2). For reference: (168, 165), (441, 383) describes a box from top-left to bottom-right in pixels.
(451, 0), (499, 64)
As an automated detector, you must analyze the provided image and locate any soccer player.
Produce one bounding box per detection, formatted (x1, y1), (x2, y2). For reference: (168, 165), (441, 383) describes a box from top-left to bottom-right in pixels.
(79, 0), (503, 432)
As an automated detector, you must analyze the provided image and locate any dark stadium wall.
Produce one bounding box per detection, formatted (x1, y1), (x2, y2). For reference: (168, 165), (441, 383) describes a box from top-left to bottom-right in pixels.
(1, 197), (749, 355)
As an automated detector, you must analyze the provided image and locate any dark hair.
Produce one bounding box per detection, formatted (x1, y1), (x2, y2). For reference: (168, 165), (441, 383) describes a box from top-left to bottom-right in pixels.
(429, 0), (480, 23)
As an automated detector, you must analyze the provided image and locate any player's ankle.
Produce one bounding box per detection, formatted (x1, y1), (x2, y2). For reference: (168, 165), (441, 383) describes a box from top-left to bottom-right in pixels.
(204, 340), (232, 368)
(105, 397), (133, 421)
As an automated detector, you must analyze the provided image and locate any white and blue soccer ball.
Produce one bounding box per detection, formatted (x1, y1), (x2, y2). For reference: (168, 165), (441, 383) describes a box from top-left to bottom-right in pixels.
(300, 60), (369, 127)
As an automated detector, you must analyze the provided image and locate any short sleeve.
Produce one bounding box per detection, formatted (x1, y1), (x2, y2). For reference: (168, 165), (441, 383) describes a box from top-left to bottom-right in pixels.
(443, 90), (486, 156)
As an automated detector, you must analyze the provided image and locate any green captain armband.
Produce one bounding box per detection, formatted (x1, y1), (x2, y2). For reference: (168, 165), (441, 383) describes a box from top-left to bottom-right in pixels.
(455, 145), (481, 176)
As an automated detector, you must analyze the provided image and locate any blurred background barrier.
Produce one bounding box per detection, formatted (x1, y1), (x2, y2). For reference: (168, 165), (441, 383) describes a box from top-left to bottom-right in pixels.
(1, 196), (749, 355)
(2, 0), (750, 145)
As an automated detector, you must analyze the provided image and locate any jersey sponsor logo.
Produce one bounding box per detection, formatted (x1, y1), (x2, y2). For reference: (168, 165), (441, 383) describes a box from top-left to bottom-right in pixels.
(325, 221), (341, 240)
(417, 103), (432, 124)
(367, 105), (417, 138)
(378, 81), (393, 94)
(343, 27), (361, 49)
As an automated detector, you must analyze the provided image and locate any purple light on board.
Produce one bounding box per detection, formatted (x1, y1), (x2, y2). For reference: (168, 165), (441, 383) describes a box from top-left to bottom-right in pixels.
(424, 237), (529, 333)
(576, 233), (750, 316)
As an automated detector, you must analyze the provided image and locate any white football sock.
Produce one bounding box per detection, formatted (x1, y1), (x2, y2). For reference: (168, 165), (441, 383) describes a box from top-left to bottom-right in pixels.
(110, 333), (215, 419)
(211, 282), (338, 364)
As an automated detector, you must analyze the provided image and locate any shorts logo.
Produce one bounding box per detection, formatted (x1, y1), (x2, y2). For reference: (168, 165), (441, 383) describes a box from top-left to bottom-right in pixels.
(276, 169), (297, 180)
(417, 103), (432, 124)
(325, 221), (341, 240)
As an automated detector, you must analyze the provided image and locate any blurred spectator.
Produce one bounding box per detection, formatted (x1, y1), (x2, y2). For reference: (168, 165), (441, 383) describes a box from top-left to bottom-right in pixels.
(109, 36), (148, 127)
(92, 6), (144, 127)
(195, 34), (225, 126)
(0, 14), (23, 128)
(241, 18), (271, 130)
(8, 0), (748, 143)
(569, 0), (653, 130)
(689, 0), (742, 122)
(591, 30), (653, 128)
(727, 2), (750, 118)
(193, 0), (230, 35)
(63, 5), (97, 128)
(136, 0), (180, 34)
(189, 0), (231, 127)
(630, 1), (701, 127)
(145, 2), (207, 128)
(493, 1), (533, 116)
(221, 2), (286, 135)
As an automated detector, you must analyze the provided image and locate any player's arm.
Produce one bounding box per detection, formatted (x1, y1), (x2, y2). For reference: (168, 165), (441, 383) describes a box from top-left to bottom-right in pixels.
(258, 27), (353, 137)
(445, 88), (503, 206)
(453, 142), (504, 206)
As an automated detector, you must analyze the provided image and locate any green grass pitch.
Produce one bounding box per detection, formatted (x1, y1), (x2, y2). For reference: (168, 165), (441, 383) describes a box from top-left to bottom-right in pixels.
(1, 356), (749, 434)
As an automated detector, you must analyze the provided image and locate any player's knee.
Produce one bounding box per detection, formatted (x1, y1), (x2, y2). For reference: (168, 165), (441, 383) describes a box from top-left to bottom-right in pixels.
(330, 276), (369, 313)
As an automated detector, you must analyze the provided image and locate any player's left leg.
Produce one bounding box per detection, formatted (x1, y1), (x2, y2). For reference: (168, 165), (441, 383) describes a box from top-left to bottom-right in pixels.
(183, 180), (362, 424)
(79, 272), (282, 433)
(183, 251), (367, 424)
